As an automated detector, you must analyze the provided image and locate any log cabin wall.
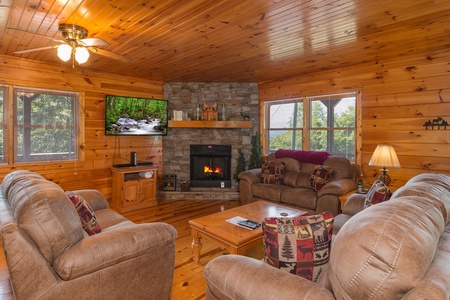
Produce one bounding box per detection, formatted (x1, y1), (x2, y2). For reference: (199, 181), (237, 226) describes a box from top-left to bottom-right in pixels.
(0, 55), (164, 201)
(259, 49), (450, 191)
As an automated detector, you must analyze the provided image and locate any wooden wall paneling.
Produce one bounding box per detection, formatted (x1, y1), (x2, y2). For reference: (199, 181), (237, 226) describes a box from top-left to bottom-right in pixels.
(362, 117), (447, 132)
(260, 79), (363, 101)
(355, 90), (363, 176)
(363, 89), (450, 108)
(0, 55), (164, 203)
(362, 150), (450, 172)
(78, 92), (86, 162)
(259, 48), (450, 96)
(363, 102), (450, 120)
(259, 50), (450, 190)
(258, 99), (266, 150)
(363, 76), (450, 97)
(363, 130), (449, 145)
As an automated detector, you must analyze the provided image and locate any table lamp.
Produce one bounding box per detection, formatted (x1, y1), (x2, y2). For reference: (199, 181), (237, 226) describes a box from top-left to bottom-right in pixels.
(368, 144), (401, 186)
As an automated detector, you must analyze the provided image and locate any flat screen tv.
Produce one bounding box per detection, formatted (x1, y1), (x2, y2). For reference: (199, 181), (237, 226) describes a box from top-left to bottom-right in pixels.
(105, 95), (168, 136)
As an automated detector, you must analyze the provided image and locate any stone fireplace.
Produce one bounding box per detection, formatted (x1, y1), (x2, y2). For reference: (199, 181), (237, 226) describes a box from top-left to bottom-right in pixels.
(159, 82), (259, 200)
(190, 144), (232, 188)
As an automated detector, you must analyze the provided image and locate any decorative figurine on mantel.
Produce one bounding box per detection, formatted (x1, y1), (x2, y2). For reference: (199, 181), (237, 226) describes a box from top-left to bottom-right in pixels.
(201, 103), (218, 121)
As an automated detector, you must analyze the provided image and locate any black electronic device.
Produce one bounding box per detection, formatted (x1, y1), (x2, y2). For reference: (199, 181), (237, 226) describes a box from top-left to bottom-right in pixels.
(131, 152), (137, 166)
(357, 179), (368, 194)
(237, 219), (261, 230)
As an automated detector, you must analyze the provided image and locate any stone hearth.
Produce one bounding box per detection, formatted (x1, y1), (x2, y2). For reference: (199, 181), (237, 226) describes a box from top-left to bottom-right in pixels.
(160, 82), (259, 200)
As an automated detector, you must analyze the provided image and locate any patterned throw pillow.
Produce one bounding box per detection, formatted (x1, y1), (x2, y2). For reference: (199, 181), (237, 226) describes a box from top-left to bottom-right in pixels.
(260, 161), (285, 185)
(364, 180), (392, 208)
(309, 165), (332, 192)
(262, 212), (334, 282)
(66, 191), (102, 235)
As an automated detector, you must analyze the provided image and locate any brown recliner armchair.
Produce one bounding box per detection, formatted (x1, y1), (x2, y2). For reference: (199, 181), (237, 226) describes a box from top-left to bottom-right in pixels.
(0, 170), (177, 300)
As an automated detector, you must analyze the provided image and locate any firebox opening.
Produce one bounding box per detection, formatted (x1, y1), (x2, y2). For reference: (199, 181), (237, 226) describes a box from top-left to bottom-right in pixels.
(190, 144), (232, 188)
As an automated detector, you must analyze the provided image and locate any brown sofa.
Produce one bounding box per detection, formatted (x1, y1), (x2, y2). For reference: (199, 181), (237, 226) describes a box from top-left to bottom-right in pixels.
(239, 153), (356, 216)
(0, 170), (178, 300)
(333, 172), (450, 234)
(204, 172), (450, 299)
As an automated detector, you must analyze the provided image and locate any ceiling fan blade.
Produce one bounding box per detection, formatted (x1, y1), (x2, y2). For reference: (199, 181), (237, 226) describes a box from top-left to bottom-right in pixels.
(14, 45), (59, 54)
(89, 48), (131, 63)
(80, 38), (110, 47)
(7, 27), (66, 44)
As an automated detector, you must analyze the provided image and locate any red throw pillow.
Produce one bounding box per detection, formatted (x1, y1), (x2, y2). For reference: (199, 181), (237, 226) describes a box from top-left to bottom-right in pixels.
(364, 180), (392, 208)
(262, 212), (334, 282)
(66, 191), (101, 235)
(309, 165), (332, 192)
(260, 161), (285, 185)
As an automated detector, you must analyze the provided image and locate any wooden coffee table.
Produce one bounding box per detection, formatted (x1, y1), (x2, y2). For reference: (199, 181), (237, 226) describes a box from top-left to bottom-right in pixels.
(189, 200), (307, 263)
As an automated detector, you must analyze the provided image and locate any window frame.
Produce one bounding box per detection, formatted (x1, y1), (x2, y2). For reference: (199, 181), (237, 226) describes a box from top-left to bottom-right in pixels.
(264, 92), (359, 162)
(0, 85), (7, 164)
(266, 98), (304, 152)
(13, 86), (80, 163)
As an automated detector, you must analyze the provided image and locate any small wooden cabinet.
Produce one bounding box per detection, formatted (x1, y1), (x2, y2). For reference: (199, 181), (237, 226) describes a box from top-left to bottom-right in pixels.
(111, 166), (158, 213)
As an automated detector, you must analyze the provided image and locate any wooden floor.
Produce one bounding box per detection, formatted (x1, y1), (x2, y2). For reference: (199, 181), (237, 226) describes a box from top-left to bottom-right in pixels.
(0, 199), (264, 300)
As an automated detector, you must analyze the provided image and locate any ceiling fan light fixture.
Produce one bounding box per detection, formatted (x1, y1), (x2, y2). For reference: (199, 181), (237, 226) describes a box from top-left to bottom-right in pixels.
(57, 44), (72, 61)
(75, 47), (90, 64)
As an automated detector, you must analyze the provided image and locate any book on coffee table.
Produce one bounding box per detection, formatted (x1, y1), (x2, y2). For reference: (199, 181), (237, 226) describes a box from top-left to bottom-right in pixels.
(226, 216), (261, 230)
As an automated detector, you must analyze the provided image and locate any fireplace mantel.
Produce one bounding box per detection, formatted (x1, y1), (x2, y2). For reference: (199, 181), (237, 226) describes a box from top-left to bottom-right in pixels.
(168, 120), (252, 129)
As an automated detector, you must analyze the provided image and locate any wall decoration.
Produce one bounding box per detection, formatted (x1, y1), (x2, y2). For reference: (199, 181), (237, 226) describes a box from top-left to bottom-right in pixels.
(423, 117), (448, 130)
(201, 103), (218, 121)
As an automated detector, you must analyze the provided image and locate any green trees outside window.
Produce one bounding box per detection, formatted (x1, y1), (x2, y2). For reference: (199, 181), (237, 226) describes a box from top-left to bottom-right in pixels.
(266, 93), (356, 161)
(14, 87), (78, 163)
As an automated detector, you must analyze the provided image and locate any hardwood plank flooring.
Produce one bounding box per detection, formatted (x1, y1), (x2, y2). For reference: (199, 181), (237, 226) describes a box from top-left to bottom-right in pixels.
(0, 199), (264, 300)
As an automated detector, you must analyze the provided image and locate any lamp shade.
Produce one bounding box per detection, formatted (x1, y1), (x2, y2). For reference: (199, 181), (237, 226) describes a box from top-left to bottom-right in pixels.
(57, 44), (72, 62)
(74, 47), (89, 64)
(368, 144), (401, 168)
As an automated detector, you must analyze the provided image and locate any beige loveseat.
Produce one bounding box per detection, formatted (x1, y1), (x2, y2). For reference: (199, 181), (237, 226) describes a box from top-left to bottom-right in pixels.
(0, 170), (178, 300)
(204, 172), (450, 299)
(239, 153), (356, 216)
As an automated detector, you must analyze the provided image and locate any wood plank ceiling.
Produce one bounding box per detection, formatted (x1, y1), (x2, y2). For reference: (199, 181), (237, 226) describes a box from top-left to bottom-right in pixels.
(0, 0), (449, 83)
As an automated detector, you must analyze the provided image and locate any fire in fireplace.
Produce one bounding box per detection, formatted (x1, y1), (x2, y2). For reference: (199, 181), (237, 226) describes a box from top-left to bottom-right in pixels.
(190, 144), (231, 188)
(204, 165), (223, 178)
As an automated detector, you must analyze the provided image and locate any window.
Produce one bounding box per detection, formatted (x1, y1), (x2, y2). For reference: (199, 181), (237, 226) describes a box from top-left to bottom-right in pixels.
(13, 87), (79, 163)
(266, 100), (303, 153)
(266, 92), (356, 160)
(0, 85), (6, 163)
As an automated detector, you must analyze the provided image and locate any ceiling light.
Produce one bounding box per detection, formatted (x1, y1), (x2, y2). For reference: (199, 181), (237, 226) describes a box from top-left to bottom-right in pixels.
(57, 44), (72, 62)
(75, 47), (90, 64)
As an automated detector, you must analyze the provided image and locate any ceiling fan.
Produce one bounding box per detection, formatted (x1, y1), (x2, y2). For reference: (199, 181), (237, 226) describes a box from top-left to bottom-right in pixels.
(14, 24), (130, 66)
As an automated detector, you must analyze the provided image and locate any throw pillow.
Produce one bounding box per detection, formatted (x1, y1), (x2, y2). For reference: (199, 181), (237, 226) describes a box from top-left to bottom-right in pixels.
(364, 180), (392, 208)
(66, 191), (102, 235)
(260, 161), (285, 185)
(262, 212), (334, 282)
(309, 165), (332, 192)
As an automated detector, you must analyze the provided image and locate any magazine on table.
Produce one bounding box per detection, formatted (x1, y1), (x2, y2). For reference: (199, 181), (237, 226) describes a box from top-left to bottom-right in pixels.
(226, 216), (261, 230)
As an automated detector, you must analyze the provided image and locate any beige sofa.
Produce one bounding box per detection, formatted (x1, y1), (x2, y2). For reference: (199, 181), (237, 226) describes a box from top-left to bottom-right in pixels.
(239, 153), (356, 216)
(333, 172), (450, 234)
(204, 172), (450, 299)
(0, 170), (178, 300)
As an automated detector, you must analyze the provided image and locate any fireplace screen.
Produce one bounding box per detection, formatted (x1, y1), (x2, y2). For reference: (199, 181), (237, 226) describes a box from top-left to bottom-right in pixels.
(190, 144), (231, 188)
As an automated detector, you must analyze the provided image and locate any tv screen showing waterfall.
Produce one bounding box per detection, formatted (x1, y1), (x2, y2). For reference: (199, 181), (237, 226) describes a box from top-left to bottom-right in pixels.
(105, 95), (168, 136)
